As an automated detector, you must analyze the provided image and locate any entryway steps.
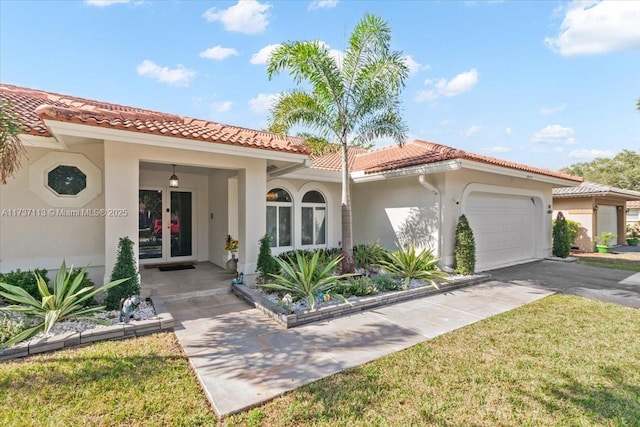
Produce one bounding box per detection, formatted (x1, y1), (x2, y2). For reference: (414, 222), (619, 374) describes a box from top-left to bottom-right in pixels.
(158, 287), (231, 302)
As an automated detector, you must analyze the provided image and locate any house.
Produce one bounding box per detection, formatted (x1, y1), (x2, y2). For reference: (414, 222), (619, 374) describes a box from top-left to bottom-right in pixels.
(627, 200), (640, 226)
(0, 84), (582, 289)
(553, 182), (640, 252)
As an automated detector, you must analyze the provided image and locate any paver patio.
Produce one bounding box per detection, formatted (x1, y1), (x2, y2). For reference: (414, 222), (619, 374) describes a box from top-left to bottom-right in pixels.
(166, 280), (553, 416)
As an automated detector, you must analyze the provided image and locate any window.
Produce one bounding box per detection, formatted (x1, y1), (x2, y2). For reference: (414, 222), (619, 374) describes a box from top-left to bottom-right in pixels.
(266, 188), (292, 248)
(47, 165), (87, 196)
(301, 190), (326, 246)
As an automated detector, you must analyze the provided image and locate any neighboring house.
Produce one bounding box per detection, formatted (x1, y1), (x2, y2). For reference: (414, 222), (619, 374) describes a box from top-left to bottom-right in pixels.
(0, 84), (581, 288)
(553, 182), (640, 252)
(627, 200), (640, 226)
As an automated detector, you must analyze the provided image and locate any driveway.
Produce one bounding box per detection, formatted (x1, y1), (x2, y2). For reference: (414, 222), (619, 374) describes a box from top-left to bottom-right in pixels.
(489, 260), (640, 309)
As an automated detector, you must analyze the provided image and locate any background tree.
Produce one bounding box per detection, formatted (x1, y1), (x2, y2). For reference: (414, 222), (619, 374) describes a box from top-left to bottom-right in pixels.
(267, 13), (409, 272)
(561, 149), (640, 191)
(0, 98), (26, 184)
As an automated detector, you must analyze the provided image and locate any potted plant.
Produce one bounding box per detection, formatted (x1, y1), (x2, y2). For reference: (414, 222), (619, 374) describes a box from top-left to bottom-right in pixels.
(594, 231), (615, 253)
(224, 235), (239, 271)
(627, 223), (640, 246)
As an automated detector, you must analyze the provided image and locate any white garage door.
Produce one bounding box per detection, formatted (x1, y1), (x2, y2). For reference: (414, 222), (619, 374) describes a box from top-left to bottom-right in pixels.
(596, 205), (618, 241)
(466, 192), (538, 271)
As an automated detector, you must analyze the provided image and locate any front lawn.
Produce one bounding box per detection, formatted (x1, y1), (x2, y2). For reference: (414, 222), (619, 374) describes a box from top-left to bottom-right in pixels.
(2, 295), (639, 426)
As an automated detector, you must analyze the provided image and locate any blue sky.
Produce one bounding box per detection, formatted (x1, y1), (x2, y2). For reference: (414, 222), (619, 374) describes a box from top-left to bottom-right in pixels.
(1, 0), (639, 170)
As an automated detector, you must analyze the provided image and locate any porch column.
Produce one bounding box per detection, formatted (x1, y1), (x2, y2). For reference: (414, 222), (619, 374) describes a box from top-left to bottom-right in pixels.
(103, 140), (139, 283)
(237, 158), (266, 281)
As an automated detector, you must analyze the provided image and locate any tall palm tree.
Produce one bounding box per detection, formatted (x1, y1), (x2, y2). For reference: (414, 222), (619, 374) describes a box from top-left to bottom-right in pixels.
(267, 13), (409, 272)
(0, 99), (25, 184)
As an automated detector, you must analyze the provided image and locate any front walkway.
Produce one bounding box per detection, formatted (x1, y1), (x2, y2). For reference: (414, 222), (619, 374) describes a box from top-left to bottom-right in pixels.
(169, 280), (553, 416)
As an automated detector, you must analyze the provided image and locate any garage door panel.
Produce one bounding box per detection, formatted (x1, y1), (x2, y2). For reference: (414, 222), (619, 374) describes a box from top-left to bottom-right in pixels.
(597, 206), (617, 238)
(466, 192), (537, 271)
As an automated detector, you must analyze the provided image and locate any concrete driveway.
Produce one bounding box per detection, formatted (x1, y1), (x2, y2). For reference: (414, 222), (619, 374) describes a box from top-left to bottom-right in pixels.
(489, 260), (640, 309)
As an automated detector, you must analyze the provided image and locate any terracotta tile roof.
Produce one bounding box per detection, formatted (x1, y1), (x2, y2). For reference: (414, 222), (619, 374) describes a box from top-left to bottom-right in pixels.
(311, 146), (369, 171)
(313, 139), (582, 182)
(553, 182), (640, 199)
(0, 84), (309, 155)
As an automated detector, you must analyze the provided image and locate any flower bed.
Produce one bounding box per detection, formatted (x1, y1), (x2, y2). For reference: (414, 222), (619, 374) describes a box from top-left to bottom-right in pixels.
(233, 274), (491, 328)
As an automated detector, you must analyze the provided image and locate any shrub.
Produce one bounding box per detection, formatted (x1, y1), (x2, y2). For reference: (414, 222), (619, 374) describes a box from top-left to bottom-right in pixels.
(260, 251), (354, 309)
(256, 235), (280, 283)
(0, 268), (49, 301)
(454, 214), (475, 275)
(566, 219), (581, 246)
(333, 276), (378, 298)
(106, 237), (140, 310)
(0, 314), (24, 345)
(0, 260), (129, 347)
(371, 274), (400, 292)
(353, 243), (387, 273)
(552, 212), (572, 258)
(379, 244), (447, 289)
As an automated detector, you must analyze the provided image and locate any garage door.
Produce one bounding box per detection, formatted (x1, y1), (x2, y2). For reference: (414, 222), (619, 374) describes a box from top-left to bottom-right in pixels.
(596, 205), (617, 241)
(465, 192), (538, 271)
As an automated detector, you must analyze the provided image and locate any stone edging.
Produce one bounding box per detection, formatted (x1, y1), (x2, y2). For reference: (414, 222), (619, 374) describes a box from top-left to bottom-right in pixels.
(232, 274), (492, 328)
(0, 296), (174, 362)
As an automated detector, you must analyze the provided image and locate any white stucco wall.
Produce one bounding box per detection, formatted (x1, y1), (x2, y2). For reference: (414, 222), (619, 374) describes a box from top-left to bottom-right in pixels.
(0, 145), (106, 284)
(352, 175), (440, 253)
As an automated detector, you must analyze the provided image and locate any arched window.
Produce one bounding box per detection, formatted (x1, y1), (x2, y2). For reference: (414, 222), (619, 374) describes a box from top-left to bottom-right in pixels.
(301, 190), (326, 246)
(266, 188), (292, 248)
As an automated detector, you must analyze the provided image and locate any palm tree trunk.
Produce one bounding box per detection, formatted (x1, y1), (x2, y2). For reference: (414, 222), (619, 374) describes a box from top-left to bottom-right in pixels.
(340, 141), (355, 273)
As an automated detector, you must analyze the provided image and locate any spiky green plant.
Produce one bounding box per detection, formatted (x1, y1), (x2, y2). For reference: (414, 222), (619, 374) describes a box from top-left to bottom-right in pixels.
(379, 244), (447, 289)
(0, 260), (128, 347)
(260, 251), (354, 309)
(353, 242), (387, 273)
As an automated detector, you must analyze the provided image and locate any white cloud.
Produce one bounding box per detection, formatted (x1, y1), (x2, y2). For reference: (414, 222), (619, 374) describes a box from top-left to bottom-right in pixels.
(403, 55), (430, 76)
(505, 127), (512, 135)
(199, 45), (239, 61)
(211, 101), (232, 113)
(485, 146), (511, 153)
(569, 149), (615, 159)
(136, 60), (196, 86)
(462, 125), (482, 138)
(250, 43), (281, 65)
(540, 103), (567, 115)
(416, 68), (479, 102)
(85, 0), (129, 6)
(203, 0), (271, 35)
(249, 93), (278, 113)
(439, 119), (452, 127)
(308, 0), (339, 10)
(545, 1), (640, 56)
(531, 124), (575, 142)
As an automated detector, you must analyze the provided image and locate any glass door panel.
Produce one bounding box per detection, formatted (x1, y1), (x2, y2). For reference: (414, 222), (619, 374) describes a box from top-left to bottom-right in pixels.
(170, 191), (193, 258)
(139, 189), (163, 259)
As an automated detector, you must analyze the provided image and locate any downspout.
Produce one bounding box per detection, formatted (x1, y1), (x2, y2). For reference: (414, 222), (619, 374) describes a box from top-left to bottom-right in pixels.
(418, 175), (443, 260)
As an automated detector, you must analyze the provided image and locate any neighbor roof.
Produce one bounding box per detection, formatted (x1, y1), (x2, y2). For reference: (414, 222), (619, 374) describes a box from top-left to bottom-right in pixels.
(0, 84), (309, 155)
(553, 182), (640, 200)
(314, 139), (582, 182)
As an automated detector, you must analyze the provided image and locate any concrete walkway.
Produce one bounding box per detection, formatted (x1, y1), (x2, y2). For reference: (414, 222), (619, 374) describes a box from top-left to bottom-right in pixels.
(167, 281), (552, 416)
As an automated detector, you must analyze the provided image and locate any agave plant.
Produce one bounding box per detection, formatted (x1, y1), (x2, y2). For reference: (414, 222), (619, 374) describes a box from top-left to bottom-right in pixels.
(261, 251), (354, 309)
(0, 260), (128, 347)
(379, 244), (448, 289)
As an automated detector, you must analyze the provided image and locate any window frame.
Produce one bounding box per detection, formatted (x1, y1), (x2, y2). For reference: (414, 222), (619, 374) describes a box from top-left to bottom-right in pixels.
(301, 190), (327, 247)
(266, 188), (294, 250)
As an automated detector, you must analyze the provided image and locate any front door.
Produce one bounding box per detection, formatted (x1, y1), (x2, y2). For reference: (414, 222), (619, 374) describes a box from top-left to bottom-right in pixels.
(139, 188), (194, 263)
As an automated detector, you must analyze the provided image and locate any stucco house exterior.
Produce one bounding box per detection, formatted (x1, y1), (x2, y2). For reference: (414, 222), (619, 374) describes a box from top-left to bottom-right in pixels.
(553, 182), (640, 252)
(627, 200), (640, 226)
(0, 84), (581, 286)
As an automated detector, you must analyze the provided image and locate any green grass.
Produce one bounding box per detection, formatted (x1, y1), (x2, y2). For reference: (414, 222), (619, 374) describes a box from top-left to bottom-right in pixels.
(0, 333), (217, 427)
(225, 295), (640, 426)
(2, 296), (639, 426)
(578, 258), (640, 272)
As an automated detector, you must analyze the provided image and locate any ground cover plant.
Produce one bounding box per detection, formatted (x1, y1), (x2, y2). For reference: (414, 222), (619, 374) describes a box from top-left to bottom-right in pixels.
(226, 294), (640, 426)
(0, 333), (217, 427)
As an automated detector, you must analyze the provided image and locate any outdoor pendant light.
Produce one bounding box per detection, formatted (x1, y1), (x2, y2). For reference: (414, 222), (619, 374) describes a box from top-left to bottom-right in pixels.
(169, 164), (179, 188)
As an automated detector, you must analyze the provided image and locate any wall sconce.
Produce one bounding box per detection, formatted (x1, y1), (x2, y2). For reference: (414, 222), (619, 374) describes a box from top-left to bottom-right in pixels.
(617, 206), (623, 211)
(169, 164), (179, 188)
(452, 199), (460, 205)
(593, 205), (598, 212)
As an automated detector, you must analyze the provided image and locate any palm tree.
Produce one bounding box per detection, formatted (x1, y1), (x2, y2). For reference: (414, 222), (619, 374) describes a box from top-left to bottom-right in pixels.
(267, 13), (409, 272)
(0, 99), (25, 184)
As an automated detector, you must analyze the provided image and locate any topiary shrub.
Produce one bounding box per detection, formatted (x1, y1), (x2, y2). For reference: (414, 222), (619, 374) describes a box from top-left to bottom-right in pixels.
(105, 236), (140, 310)
(256, 234), (280, 283)
(0, 268), (49, 302)
(552, 212), (571, 258)
(454, 214), (475, 275)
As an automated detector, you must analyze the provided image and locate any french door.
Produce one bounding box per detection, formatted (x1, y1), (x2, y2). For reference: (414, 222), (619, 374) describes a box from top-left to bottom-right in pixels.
(138, 188), (194, 263)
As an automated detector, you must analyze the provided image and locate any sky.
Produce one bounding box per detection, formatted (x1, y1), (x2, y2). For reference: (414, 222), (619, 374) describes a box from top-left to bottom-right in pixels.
(1, 0), (639, 171)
